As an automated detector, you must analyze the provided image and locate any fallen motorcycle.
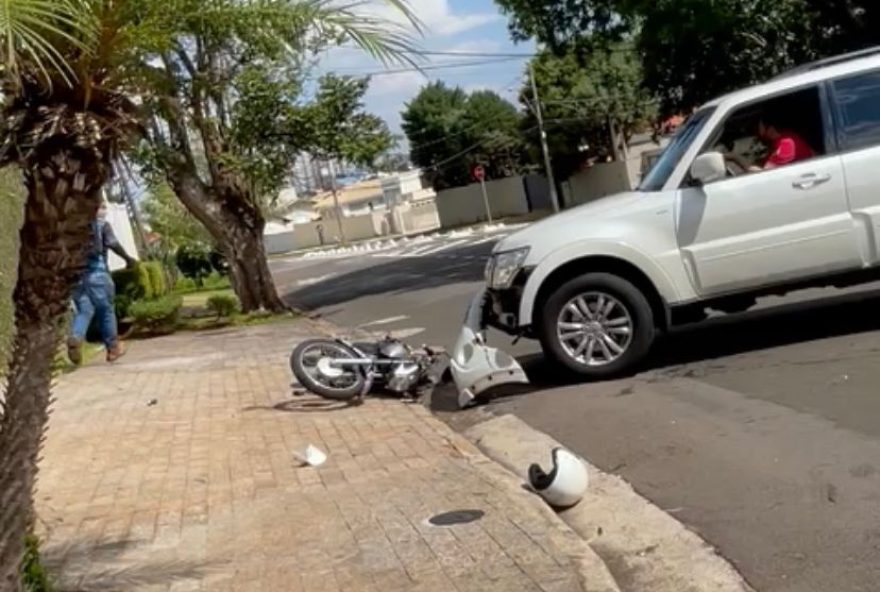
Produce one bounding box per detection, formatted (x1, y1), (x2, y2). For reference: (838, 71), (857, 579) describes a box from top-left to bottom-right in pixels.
(289, 337), (447, 402)
(291, 291), (529, 408)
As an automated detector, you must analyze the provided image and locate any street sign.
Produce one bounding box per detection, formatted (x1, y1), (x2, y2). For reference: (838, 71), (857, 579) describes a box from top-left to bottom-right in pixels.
(472, 164), (485, 182)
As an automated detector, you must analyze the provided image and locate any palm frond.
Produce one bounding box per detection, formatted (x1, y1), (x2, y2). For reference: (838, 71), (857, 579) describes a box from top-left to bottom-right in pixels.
(292, 0), (424, 67)
(0, 0), (94, 87)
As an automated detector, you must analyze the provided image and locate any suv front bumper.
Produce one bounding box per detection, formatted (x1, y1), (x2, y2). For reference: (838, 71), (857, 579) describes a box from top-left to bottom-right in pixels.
(450, 289), (529, 408)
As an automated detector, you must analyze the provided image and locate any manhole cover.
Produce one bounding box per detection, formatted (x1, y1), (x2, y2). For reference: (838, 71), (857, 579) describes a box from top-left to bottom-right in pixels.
(428, 509), (485, 526)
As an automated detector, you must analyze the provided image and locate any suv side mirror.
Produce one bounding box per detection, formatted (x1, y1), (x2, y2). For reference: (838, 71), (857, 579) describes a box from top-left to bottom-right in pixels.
(690, 152), (726, 185)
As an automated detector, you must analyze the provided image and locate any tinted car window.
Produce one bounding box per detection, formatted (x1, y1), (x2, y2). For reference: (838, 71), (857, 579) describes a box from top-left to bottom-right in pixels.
(833, 70), (880, 151)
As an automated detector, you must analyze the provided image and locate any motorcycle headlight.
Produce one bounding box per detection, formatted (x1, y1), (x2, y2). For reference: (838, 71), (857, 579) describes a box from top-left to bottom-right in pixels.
(489, 247), (530, 289)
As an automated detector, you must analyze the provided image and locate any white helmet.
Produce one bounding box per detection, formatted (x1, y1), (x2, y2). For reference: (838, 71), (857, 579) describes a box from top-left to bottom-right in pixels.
(528, 447), (589, 509)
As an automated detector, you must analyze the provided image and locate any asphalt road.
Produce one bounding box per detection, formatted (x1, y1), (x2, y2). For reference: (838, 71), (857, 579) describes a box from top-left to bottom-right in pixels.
(272, 233), (880, 592)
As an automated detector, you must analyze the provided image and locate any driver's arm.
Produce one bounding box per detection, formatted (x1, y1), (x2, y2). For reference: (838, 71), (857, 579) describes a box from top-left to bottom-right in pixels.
(724, 152), (761, 173)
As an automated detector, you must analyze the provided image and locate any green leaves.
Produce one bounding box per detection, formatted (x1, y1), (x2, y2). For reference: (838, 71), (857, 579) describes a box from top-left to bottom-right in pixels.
(520, 46), (656, 179)
(305, 74), (392, 167)
(0, 0), (94, 88)
(142, 182), (213, 251)
(402, 82), (527, 190)
(493, 0), (880, 115)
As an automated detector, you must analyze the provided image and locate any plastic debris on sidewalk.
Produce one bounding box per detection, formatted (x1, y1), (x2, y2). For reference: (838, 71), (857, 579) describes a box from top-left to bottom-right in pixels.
(294, 444), (327, 467)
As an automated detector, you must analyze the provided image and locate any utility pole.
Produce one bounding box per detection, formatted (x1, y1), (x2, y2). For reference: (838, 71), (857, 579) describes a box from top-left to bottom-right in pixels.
(116, 159), (150, 256)
(324, 160), (347, 245)
(529, 63), (560, 212)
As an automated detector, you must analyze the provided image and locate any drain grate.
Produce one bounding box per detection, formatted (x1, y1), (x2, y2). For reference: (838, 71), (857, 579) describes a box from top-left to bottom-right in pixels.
(428, 509), (485, 526)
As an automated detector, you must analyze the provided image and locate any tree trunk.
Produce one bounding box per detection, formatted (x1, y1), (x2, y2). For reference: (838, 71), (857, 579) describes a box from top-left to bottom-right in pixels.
(162, 164), (287, 313)
(0, 151), (107, 590)
(221, 211), (287, 313)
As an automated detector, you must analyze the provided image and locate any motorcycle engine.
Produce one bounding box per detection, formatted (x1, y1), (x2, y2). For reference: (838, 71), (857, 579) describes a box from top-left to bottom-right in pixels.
(386, 362), (421, 393)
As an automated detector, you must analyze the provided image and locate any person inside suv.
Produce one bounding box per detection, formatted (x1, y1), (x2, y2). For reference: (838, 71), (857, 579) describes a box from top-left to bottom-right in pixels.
(725, 113), (816, 172)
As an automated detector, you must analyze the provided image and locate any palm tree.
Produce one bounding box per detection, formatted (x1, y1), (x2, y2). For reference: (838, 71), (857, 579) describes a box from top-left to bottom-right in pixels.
(0, 1), (417, 586)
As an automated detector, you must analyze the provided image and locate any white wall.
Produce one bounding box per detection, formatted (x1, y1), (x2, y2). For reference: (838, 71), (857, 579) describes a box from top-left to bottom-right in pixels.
(391, 200), (441, 235)
(434, 177), (530, 229)
(561, 161), (633, 208)
(293, 214), (383, 250)
(265, 232), (297, 254)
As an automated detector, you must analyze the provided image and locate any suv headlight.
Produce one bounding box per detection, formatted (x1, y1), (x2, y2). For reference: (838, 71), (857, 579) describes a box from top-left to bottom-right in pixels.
(488, 247), (530, 289)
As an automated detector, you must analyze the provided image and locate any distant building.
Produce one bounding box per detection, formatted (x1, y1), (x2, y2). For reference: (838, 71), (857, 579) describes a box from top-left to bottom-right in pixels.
(310, 171), (435, 220)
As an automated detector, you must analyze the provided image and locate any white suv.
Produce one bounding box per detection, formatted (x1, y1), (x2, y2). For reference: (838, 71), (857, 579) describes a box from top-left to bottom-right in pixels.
(483, 48), (880, 377)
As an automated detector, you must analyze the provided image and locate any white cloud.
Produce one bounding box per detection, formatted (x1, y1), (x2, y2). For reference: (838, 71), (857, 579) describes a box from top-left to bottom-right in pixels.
(312, 2), (526, 133)
(354, 0), (500, 37)
(444, 39), (505, 53)
(369, 70), (425, 97)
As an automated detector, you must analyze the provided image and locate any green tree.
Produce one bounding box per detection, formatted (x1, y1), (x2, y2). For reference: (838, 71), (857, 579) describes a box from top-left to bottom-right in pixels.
(403, 82), (469, 188)
(493, 0), (880, 115)
(493, 0), (627, 50)
(136, 3), (418, 313)
(521, 47), (657, 179)
(633, 0), (816, 112)
(0, 0), (417, 581)
(305, 75), (394, 168)
(402, 82), (527, 189)
(142, 182), (213, 252)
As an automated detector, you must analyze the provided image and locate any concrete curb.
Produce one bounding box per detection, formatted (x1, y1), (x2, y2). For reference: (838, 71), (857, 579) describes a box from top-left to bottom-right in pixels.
(419, 411), (622, 592)
(464, 414), (755, 592)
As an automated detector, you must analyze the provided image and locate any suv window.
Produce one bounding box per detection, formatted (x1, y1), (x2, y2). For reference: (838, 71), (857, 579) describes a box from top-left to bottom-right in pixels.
(697, 86), (825, 182)
(832, 70), (880, 151)
(639, 108), (714, 191)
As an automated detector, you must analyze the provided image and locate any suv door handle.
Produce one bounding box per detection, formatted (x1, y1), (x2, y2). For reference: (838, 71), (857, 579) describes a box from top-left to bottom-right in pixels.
(792, 173), (831, 190)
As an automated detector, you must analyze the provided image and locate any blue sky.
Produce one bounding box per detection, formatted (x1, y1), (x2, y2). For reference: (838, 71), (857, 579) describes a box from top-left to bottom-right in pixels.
(318, 0), (536, 136)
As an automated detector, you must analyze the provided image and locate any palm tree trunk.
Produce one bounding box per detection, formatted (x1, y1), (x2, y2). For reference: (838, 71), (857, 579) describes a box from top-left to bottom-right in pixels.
(0, 151), (107, 590)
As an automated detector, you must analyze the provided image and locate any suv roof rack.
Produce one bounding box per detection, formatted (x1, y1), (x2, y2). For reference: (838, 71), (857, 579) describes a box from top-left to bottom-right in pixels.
(772, 46), (880, 81)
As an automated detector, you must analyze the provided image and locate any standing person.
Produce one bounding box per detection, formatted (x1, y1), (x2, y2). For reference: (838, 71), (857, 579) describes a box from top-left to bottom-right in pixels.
(67, 202), (137, 364)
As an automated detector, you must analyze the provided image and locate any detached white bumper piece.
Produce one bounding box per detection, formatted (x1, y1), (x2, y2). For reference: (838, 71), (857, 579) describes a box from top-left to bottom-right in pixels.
(451, 290), (529, 408)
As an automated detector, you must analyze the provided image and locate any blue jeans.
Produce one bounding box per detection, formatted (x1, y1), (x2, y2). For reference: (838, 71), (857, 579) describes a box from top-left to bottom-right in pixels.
(71, 270), (118, 348)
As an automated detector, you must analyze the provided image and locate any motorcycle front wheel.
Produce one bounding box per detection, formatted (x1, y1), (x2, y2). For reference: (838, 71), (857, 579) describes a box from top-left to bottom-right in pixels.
(290, 340), (368, 401)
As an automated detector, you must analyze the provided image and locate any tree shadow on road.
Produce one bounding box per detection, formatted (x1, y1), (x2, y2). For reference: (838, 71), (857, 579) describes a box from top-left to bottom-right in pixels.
(450, 286), (880, 406)
(279, 243), (491, 311)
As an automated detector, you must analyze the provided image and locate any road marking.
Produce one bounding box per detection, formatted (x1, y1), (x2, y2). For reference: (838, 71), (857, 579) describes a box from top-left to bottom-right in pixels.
(402, 242), (446, 256)
(389, 327), (425, 339)
(296, 273), (337, 286)
(360, 315), (409, 327)
(469, 235), (503, 246)
(407, 239), (470, 256)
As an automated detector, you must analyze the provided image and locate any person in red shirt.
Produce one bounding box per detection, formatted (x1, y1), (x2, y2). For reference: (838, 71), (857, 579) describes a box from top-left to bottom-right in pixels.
(726, 116), (817, 172)
(757, 118), (816, 169)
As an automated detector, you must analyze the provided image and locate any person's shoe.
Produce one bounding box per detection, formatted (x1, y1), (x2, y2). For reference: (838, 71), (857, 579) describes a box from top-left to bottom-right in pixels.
(106, 341), (126, 363)
(67, 338), (83, 365)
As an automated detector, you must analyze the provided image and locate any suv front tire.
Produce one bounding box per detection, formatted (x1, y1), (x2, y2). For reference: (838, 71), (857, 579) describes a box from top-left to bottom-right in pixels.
(538, 273), (656, 377)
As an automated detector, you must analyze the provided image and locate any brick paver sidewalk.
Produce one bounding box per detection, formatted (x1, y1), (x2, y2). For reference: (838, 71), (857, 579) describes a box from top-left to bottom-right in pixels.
(35, 320), (603, 591)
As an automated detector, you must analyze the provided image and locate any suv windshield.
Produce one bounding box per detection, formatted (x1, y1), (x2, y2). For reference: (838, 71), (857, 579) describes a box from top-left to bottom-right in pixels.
(639, 107), (715, 191)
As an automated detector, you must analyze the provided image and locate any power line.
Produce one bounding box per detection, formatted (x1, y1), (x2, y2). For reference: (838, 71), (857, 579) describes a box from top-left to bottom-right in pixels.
(337, 47), (639, 59)
(407, 116), (506, 152)
(406, 50), (536, 58)
(332, 46), (537, 59)
(424, 125), (540, 172)
(333, 56), (522, 77)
